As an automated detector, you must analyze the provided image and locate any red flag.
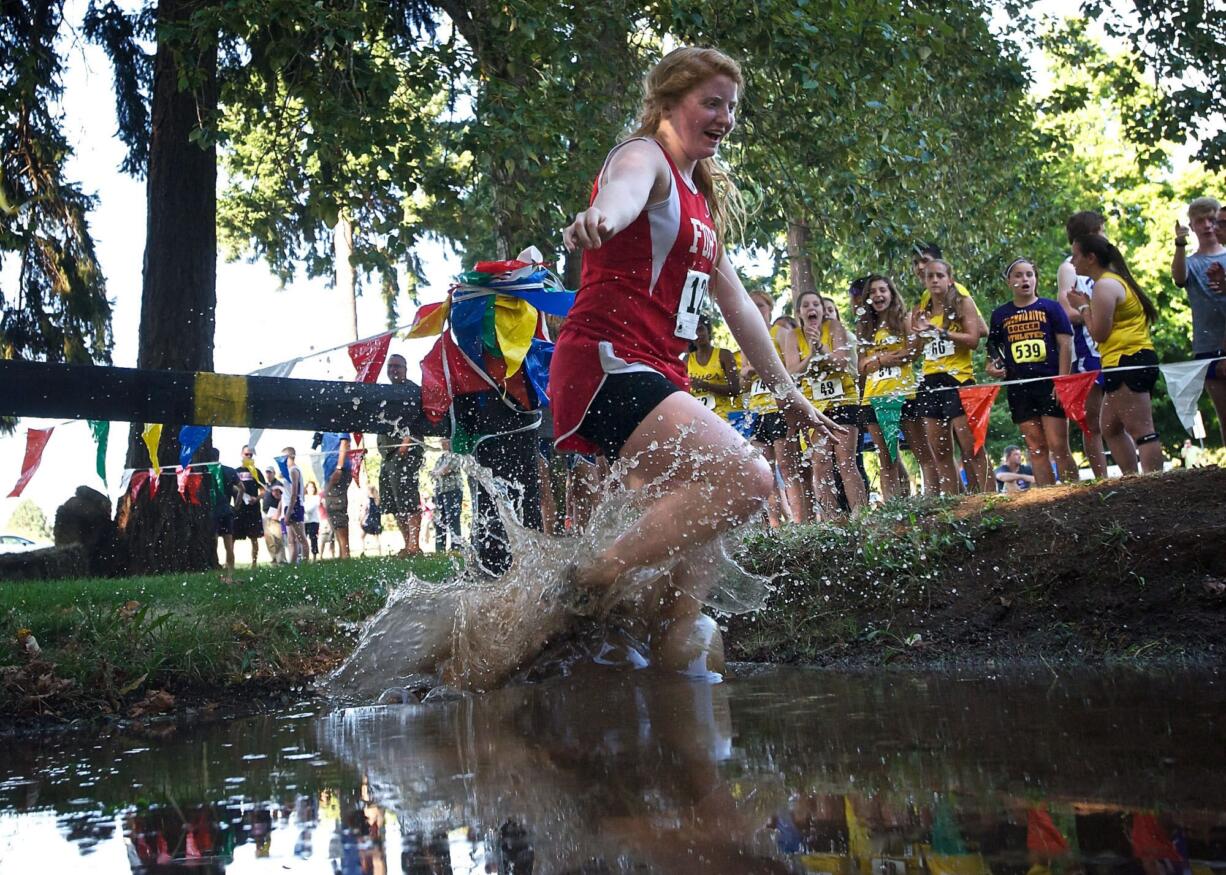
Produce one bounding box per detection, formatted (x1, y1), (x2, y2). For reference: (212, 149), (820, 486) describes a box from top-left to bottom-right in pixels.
(1130, 813), (1180, 861)
(348, 332), (393, 383)
(1027, 808), (1069, 856)
(182, 472), (206, 505)
(957, 385), (1000, 454)
(127, 470), (150, 501)
(7, 427), (54, 497)
(347, 449), (367, 487)
(1053, 371), (1099, 436)
(148, 471), (161, 498)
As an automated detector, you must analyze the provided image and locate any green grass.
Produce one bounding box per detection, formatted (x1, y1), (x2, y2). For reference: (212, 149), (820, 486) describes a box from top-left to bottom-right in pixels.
(0, 554), (459, 716)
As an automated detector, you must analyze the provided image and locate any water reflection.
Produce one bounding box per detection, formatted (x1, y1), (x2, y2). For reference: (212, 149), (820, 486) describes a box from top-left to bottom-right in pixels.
(0, 667), (1223, 874)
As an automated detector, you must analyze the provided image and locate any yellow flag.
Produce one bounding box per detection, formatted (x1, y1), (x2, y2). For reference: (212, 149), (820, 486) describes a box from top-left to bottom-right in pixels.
(142, 423), (163, 475)
(241, 456), (266, 486)
(493, 294), (537, 377)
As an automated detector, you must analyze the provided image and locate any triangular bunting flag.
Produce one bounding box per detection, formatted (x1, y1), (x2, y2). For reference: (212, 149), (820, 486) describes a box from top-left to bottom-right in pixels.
(126, 470), (149, 501)
(7, 427), (54, 498)
(349, 332), (393, 383)
(246, 358), (299, 452)
(347, 449), (366, 487)
(88, 420), (109, 485)
(405, 300), (450, 338)
(1159, 359), (1214, 435)
(148, 469), (161, 498)
(1026, 808), (1069, 856)
(142, 423), (163, 475)
(178, 425), (212, 470)
(869, 396), (905, 461)
(207, 462), (224, 502)
(957, 385), (1000, 454)
(1053, 371), (1100, 436)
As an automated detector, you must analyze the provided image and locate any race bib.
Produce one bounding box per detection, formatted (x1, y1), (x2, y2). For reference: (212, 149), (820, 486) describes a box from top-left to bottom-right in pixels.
(925, 336), (955, 360)
(694, 392), (716, 410)
(876, 365), (902, 382)
(807, 376), (844, 401)
(674, 269), (711, 340)
(750, 378), (770, 398)
(1010, 338), (1047, 364)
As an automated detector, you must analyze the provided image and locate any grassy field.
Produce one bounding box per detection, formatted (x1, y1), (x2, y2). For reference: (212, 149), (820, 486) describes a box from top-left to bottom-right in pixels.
(1, 554), (458, 718)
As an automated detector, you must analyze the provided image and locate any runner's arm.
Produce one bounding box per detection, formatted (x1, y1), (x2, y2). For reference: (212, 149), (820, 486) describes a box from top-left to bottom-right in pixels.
(1075, 278), (1122, 344)
(946, 295), (987, 350)
(562, 142), (666, 251)
(1056, 333), (1073, 376)
(1056, 261), (1084, 325)
(718, 348), (742, 396)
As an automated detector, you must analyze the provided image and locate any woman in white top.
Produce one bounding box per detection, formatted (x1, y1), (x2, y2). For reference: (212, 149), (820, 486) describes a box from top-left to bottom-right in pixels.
(303, 481), (322, 560)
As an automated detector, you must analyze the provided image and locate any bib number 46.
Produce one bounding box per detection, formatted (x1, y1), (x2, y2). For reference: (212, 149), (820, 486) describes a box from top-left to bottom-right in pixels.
(674, 269), (711, 340)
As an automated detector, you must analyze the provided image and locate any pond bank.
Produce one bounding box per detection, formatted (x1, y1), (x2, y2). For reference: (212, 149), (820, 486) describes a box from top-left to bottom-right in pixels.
(3, 467), (1223, 727)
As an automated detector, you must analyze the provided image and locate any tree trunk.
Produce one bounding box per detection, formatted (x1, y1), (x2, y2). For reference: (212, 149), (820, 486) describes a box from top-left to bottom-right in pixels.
(334, 214), (358, 341)
(121, 0), (218, 574)
(786, 219), (818, 307)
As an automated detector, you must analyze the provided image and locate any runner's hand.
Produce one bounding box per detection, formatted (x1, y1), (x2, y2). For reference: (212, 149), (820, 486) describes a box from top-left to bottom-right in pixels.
(779, 389), (845, 441)
(1175, 220), (1189, 245)
(563, 208), (614, 252)
(986, 359), (1006, 379)
(1066, 288), (1090, 309)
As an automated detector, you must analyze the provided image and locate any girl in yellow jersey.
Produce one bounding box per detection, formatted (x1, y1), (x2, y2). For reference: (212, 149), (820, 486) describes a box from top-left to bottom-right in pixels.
(913, 259), (989, 494)
(1068, 235), (1163, 474)
(778, 291), (867, 517)
(740, 290), (792, 526)
(684, 316), (741, 419)
(855, 275), (923, 500)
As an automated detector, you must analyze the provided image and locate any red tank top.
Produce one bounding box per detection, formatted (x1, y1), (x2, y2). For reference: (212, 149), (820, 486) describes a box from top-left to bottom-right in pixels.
(551, 138), (719, 454)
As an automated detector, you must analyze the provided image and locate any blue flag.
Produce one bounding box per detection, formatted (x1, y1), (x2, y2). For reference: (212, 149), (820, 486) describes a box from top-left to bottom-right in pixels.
(178, 425), (212, 469)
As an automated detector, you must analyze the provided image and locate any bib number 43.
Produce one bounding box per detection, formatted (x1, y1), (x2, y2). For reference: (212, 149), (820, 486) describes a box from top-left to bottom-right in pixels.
(674, 269), (711, 340)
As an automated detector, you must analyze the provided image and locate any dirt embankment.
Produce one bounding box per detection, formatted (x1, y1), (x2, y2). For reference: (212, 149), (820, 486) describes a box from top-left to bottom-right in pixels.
(729, 466), (1226, 666)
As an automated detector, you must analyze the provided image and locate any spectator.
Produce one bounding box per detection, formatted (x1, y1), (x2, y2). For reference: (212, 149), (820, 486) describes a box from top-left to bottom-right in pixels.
(303, 481), (321, 560)
(360, 486), (383, 555)
(856, 274), (923, 500)
(1172, 197), (1226, 444)
(280, 446), (307, 564)
(1181, 439), (1204, 468)
(432, 441), (464, 552)
(913, 258), (989, 494)
(1056, 211), (1110, 479)
(234, 445), (265, 566)
(987, 258), (1077, 487)
(262, 481), (286, 563)
(1069, 235), (1163, 474)
(995, 445), (1036, 493)
(206, 447), (243, 582)
(379, 354), (425, 557)
(741, 289), (790, 527)
(320, 432), (352, 559)
(319, 499), (337, 559)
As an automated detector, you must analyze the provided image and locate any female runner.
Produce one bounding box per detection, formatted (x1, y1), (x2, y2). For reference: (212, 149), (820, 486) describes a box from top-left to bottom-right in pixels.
(551, 47), (840, 669)
(856, 275), (924, 499)
(1068, 235), (1163, 473)
(986, 258), (1077, 486)
(912, 259), (988, 493)
(778, 290), (866, 517)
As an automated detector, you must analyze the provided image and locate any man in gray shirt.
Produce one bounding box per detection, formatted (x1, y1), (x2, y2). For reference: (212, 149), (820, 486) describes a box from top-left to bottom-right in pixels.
(1172, 196), (1226, 443)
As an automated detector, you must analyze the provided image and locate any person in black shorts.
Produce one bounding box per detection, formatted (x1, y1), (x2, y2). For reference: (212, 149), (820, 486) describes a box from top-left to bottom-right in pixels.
(205, 447), (243, 582)
(987, 258), (1077, 486)
(234, 445), (265, 566)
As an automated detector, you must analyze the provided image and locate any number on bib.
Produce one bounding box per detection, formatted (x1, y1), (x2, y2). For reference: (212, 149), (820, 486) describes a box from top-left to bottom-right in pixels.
(925, 337), (954, 360)
(694, 393), (716, 410)
(1010, 338), (1047, 364)
(877, 365), (902, 382)
(674, 269), (711, 340)
(750, 378), (770, 398)
(807, 376), (844, 401)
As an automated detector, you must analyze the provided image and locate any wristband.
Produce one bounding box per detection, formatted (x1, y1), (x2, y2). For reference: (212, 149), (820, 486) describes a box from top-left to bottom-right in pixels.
(1076, 304), (1090, 313)
(1175, 239), (1187, 248)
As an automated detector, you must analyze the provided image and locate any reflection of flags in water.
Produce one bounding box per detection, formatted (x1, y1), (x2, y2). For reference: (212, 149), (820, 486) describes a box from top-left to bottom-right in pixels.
(1160, 359), (1214, 435)
(1054, 371), (1099, 436)
(957, 385), (1000, 454)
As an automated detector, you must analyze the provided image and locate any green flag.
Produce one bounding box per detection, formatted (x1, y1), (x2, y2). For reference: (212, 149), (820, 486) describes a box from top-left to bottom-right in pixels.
(869, 396), (905, 461)
(88, 420), (109, 484)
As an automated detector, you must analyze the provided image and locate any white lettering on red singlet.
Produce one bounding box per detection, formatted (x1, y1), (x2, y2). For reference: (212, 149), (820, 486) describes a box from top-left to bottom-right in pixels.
(688, 218), (716, 262)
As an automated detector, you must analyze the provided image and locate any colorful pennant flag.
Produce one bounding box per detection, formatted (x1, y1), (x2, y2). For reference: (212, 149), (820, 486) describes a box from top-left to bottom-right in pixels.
(178, 471), (206, 505)
(869, 396), (905, 461)
(246, 359), (299, 452)
(405, 300), (450, 338)
(148, 469), (161, 498)
(349, 332), (393, 383)
(7, 427), (54, 498)
(1026, 808), (1069, 856)
(347, 449), (366, 486)
(126, 470), (149, 501)
(88, 420), (109, 485)
(1053, 371), (1100, 436)
(493, 294), (538, 378)
(142, 423), (163, 475)
(207, 462), (224, 501)
(178, 425), (212, 469)
(241, 456), (267, 487)
(957, 385), (1000, 454)
(1159, 359), (1214, 435)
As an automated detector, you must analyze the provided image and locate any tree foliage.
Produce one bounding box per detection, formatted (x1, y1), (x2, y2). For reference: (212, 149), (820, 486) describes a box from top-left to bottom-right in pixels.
(4, 498), (52, 541)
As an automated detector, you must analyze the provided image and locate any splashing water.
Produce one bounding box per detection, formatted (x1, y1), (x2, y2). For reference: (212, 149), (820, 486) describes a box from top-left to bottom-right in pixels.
(322, 436), (773, 699)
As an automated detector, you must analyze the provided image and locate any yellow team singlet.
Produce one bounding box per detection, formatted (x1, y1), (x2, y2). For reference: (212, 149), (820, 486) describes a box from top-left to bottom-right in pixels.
(686, 346), (735, 418)
(795, 323), (859, 411)
(746, 325), (786, 414)
(921, 305), (977, 383)
(1096, 270), (1154, 367)
(862, 324), (917, 400)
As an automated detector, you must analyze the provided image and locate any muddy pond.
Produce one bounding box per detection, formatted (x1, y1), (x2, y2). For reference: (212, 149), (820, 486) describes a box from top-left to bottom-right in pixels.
(1, 665), (1223, 873)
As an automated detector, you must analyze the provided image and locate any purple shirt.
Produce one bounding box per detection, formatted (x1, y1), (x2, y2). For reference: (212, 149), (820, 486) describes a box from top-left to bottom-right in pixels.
(988, 297), (1072, 379)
